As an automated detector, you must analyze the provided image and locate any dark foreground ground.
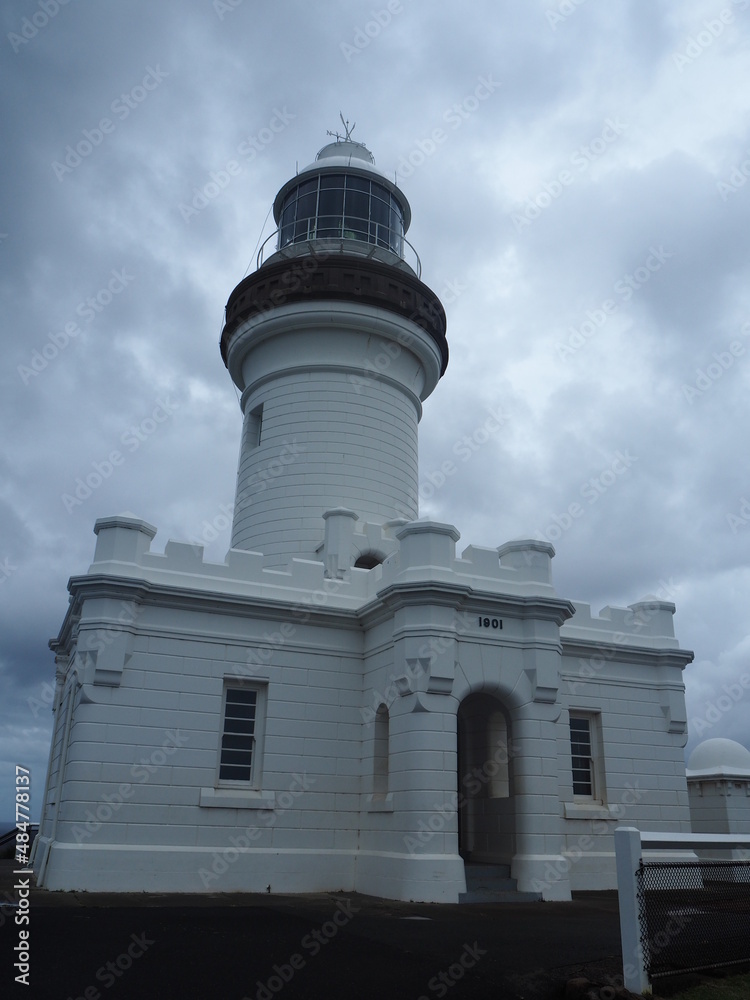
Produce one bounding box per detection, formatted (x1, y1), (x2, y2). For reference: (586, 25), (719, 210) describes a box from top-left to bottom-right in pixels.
(0, 860), (630, 1000)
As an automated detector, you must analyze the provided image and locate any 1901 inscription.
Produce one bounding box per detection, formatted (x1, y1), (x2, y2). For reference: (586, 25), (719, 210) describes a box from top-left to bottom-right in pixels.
(478, 616), (502, 629)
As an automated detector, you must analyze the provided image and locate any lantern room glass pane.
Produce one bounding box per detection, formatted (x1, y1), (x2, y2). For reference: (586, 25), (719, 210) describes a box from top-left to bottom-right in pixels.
(344, 187), (369, 240)
(370, 193), (390, 247)
(280, 201), (295, 246)
(344, 189), (369, 221)
(318, 185), (343, 217)
(316, 216), (339, 238)
(276, 172), (406, 258)
(296, 191), (317, 222)
(319, 173), (345, 189)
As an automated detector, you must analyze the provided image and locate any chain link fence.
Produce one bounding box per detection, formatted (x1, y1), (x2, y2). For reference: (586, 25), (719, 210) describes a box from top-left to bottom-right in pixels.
(636, 859), (750, 979)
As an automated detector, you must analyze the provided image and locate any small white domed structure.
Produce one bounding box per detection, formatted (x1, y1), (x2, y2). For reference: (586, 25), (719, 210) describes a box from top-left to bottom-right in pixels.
(687, 738), (750, 776)
(687, 738), (750, 845)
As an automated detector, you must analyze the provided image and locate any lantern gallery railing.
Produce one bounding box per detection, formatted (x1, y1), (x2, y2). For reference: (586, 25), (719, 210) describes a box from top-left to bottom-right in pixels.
(256, 223), (422, 278)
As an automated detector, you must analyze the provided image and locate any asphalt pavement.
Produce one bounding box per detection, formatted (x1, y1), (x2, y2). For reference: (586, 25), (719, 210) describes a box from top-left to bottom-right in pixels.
(0, 860), (629, 1000)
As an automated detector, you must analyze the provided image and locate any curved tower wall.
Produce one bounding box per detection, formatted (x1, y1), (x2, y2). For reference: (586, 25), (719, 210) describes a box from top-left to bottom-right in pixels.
(229, 303), (443, 563)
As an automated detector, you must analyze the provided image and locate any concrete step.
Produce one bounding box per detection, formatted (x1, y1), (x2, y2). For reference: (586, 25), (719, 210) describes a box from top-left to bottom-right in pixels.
(464, 863), (511, 880)
(460, 863), (542, 904)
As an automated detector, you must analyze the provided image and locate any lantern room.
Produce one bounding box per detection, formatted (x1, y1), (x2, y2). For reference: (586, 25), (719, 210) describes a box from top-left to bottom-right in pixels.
(263, 139), (418, 273)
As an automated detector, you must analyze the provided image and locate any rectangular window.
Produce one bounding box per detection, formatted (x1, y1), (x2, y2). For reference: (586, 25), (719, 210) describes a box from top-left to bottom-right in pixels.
(569, 715), (595, 797)
(246, 403), (263, 449)
(219, 686), (262, 783)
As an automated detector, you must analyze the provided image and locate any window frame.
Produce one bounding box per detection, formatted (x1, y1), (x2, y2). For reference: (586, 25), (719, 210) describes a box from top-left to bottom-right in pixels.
(372, 703), (389, 800)
(568, 712), (605, 804)
(215, 681), (267, 790)
(245, 403), (263, 450)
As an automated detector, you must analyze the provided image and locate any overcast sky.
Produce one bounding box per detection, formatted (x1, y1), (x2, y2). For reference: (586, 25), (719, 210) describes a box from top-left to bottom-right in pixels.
(2, 0), (750, 824)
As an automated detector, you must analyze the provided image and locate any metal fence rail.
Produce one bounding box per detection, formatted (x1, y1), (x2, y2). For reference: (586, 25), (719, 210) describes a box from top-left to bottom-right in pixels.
(636, 860), (750, 979)
(615, 828), (750, 994)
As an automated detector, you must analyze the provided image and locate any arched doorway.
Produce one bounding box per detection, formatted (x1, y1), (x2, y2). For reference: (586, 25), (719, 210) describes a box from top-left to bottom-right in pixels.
(457, 692), (515, 864)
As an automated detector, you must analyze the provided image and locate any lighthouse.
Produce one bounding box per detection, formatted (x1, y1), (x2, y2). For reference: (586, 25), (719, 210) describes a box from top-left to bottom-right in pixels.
(221, 136), (447, 566)
(33, 133), (696, 903)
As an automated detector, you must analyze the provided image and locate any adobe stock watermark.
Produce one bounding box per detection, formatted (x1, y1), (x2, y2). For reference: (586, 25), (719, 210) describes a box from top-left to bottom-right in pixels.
(546, 0), (589, 31)
(556, 246), (674, 360)
(340, 1), (403, 61)
(0, 556), (17, 587)
(230, 579), (353, 685)
(536, 450), (637, 546)
(727, 495), (750, 533)
(362, 659), (429, 725)
(63, 932), (154, 996)
(565, 580), (678, 695)
(61, 396), (180, 513)
(213, 0), (246, 18)
(363, 610), (478, 724)
(198, 772), (316, 888)
(227, 569), (358, 689)
(230, 606), (314, 684)
(418, 406), (509, 506)
(245, 899), (360, 1000)
(530, 781), (644, 893)
(681, 322), (749, 403)
(87, 600), (145, 654)
(349, 272), (469, 396)
(189, 445), (303, 554)
(17, 268), (134, 385)
(672, 7), (737, 72)
(717, 147), (750, 200)
(7, 0), (70, 54)
(52, 67), (169, 181)
(70, 729), (189, 845)
(416, 942), (487, 1000)
(178, 107), (295, 222)
(234, 439), (304, 504)
(404, 738), (521, 855)
(27, 602), (143, 718)
(394, 75), (500, 180)
(27, 679), (62, 719)
(691, 674), (750, 738)
(512, 117), (628, 234)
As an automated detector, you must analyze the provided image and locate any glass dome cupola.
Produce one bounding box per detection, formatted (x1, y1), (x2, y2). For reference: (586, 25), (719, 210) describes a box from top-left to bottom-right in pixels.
(272, 139), (412, 265)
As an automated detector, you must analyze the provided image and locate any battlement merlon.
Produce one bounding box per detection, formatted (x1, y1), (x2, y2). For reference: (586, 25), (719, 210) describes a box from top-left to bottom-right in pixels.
(52, 517), (693, 657)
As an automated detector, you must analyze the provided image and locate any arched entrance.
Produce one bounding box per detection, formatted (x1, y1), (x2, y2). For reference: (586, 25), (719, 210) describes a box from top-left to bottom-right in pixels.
(457, 692), (515, 864)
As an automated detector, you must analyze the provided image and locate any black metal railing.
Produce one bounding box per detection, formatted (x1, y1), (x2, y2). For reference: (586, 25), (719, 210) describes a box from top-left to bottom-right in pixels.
(256, 222), (422, 277)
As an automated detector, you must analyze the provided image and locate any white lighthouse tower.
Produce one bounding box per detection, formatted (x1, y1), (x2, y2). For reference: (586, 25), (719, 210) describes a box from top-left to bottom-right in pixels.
(33, 133), (696, 903)
(223, 136), (447, 566)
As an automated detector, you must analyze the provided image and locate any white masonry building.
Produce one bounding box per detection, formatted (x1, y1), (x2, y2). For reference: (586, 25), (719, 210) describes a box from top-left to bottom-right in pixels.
(33, 138), (696, 902)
